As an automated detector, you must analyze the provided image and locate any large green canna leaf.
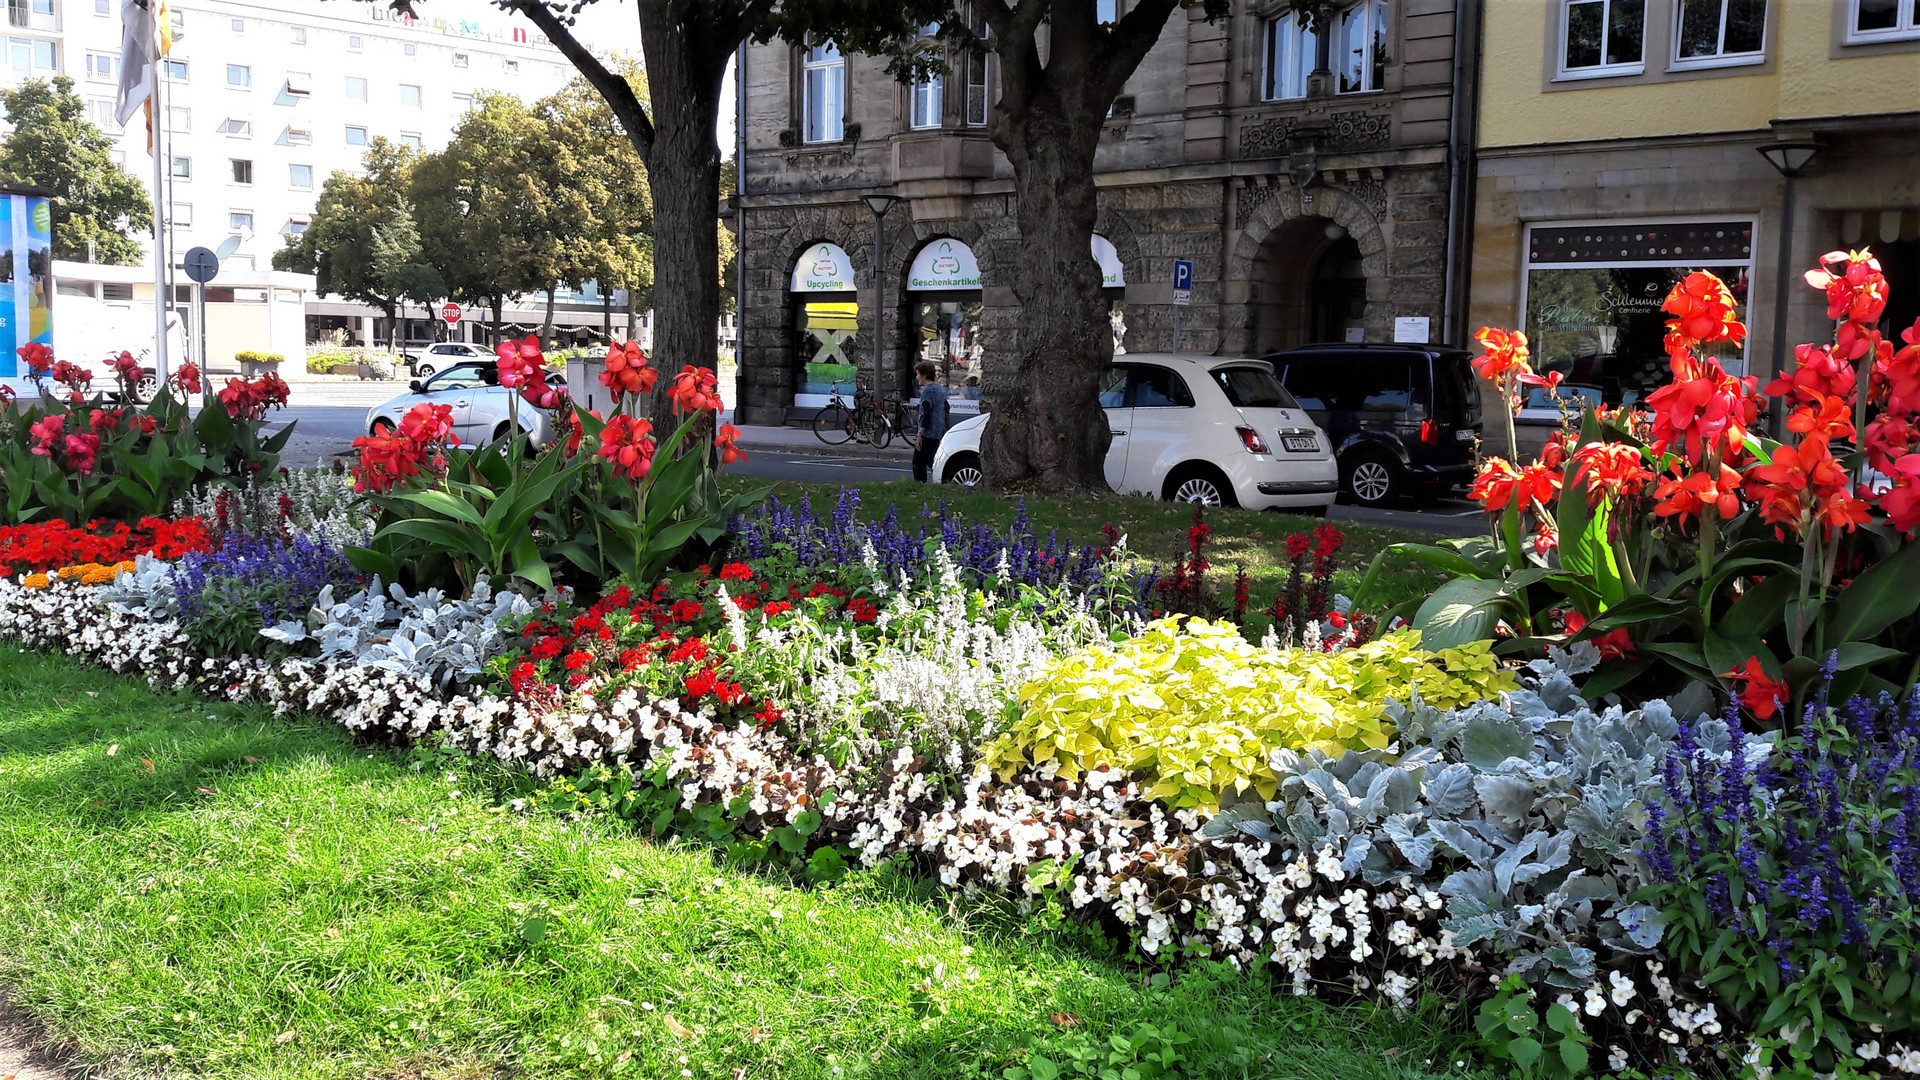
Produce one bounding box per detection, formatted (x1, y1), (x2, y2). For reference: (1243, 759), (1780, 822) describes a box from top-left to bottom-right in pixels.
(1826, 540), (1920, 645)
(1413, 578), (1515, 650)
(393, 489), (488, 529)
(1553, 469), (1623, 610)
(376, 518), (489, 563)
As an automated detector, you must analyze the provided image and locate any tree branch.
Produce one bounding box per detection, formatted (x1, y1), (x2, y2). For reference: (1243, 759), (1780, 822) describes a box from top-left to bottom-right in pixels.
(501, 0), (655, 153)
(1093, 0), (1180, 103)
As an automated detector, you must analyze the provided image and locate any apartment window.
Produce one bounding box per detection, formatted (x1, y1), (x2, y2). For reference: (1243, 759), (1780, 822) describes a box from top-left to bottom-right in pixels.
(290, 25), (306, 44)
(1096, 0), (1118, 22)
(95, 0), (109, 13)
(348, 34), (363, 50)
(230, 17), (243, 33)
(9, 37), (54, 76)
(162, 57), (187, 80)
(910, 71), (942, 129)
(399, 84), (423, 108)
(802, 40), (845, 142)
(965, 15), (994, 127)
(400, 132), (423, 150)
(282, 126), (312, 146)
(170, 155), (191, 178)
(1850, 0), (1920, 40)
(345, 125), (368, 146)
(504, 59), (519, 74)
(286, 218), (310, 236)
(1334, 1), (1389, 93)
(166, 105), (189, 132)
(453, 51), (469, 68)
(345, 75), (367, 101)
(216, 117), (250, 137)
(1560, 0), (1645, 75)
(1674, 0), (1766, 63)
(284, 72), (311, 97)
(227, 63), (251, 88)
(229, 211), (254, 233)
(85, 51), (114, 80)
(87, 97), (117, 129)
(230, 158), (253, 185)
(289, 163), (312, 188)
(1262, 14), (1315, 100)
(453, 91), (473, 110)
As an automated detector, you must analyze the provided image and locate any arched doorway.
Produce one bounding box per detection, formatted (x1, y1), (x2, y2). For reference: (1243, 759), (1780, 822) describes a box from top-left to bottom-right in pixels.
(1250, 216), (1368, 353)
(905, 237), (985, 417)
(788, 242), (860, 411)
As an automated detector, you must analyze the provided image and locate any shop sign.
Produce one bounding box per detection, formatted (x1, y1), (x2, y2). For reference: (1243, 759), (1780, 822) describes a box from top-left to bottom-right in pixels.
(907, 240), (981, 291)
(1092, 234), (1125, 288)
(790, 243), (857, 293)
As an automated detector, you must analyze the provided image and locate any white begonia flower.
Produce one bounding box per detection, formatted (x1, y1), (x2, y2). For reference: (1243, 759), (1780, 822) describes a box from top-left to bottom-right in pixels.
(1857, 1041), (1881, 1061)
(1608, 969), (1636, 1006)
(1608, 1046), (1628, 1072)
(1582, 984), (1606, 1017)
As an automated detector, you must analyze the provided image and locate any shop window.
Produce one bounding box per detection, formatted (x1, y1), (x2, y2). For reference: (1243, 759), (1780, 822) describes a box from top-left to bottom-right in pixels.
(1674, 0), (1767, 65)
(1519, 220), (1755, 422)
(1559, 0), (1645, 77)
(802, 40), (845, 142)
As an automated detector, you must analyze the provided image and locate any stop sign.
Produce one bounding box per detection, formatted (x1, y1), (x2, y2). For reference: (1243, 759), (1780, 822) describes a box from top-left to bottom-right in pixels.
(441, 303), (461, 325)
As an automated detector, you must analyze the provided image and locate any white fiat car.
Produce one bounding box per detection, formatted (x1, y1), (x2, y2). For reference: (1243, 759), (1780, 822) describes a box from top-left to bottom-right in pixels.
(931, 354), (1339, 512)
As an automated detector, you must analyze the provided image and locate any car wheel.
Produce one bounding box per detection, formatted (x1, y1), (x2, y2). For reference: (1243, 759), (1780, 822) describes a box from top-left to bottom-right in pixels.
(370, 418), (395, 437)
(1163, 465), (1239, 508)
(133, 373), (160, 405)
(414, 362), (436, 380)
(943, 452), (984, 487)
(1343, 451), (1402, 506)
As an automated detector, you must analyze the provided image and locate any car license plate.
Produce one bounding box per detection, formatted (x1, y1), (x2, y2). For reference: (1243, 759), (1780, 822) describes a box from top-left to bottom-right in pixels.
(1282, 436), (1317, 452)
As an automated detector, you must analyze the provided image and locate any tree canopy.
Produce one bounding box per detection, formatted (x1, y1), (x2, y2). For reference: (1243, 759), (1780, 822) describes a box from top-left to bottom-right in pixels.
(0, 77), (154, 266)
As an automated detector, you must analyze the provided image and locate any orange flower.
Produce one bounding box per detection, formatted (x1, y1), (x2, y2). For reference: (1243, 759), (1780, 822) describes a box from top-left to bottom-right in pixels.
(599, 340), (658, 397)
(1742, 434), (1866, 535)
(1662, 270), (1747, 352)
(1723, 656), (1787, 721)
(714, 422), (747, 465)
(1805, 248), (1889, 325)
(1784, 393), (1855, 442)
(1652, 463), (1742, 521)
(1644, 352), (1758, 463)
(1468, 457), (1559, 513)
(1472, 327), (1533, 383)
(598, 414), (656, 481)
(666, 365), (722, 414)
(1570, 442), (1653, 501)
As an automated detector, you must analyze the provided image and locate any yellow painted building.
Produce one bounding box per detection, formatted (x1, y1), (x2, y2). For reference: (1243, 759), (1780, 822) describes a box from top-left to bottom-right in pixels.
(1468, 0), (1920, 431)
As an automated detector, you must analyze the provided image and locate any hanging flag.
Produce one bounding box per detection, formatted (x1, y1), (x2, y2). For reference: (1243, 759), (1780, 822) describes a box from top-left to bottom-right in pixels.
(114, 0), (174, 151)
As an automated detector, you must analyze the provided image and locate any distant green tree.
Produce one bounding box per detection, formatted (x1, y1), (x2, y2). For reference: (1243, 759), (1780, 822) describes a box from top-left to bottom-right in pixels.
(535, 70), (655, 343)
(273, 138), (427, 348)
(0, 77), (154, 265)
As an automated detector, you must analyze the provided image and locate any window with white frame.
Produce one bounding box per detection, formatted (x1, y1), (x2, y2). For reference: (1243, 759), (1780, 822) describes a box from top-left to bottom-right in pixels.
(1097, 0), (1119, 23)
(802, 40), (845, 142)
(227, 64), (251, 88)
(7, 37), (53, 76)
(1560, 0), (1645, 75)
(282, 126), (311, 146)
(85, 51), (114, 79)
(229, 211), (254, 233)
(504, 59), (519, 74)
(285, 72), (311, 97)
(399, 84), (423, 108)
(403, 42), (416, 56)
(230, 17), (243, 33)
(161, 57), (187, 80)
(290, 25), (306, 44)
(166, 106), (189, 131)
(1262, 13), (1316, 100)
(1674, 0), (1766, 63)
(345, 75), (368, 101)
(345, 125), (368, 146)
(348, 34), (363, 50)
(453, 52), (469, 68)
(400, 132), (422, 149)
(1335, 1), (1389, 92)
(216, 117), (250, 137)
(230, 158), (253, 185)
(910, 72), (942, 129)
(965, 13), (993, 128)
(289, 164), (312, 189)
(286, 217), (310, 236)
(94, 0), (109, 13)
(170, 155), (191, 178)
(1850, 0), (1919, 40)
(87, 97), (117, 129)
(170, 202), (192, 227)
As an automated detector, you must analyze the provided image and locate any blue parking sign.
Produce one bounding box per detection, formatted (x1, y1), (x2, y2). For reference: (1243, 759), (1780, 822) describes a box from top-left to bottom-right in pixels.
(1172, 259), (1193, 291)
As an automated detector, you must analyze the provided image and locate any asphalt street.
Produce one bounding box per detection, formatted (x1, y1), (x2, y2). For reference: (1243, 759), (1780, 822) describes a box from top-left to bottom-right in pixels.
(270, 378), (1487, 536)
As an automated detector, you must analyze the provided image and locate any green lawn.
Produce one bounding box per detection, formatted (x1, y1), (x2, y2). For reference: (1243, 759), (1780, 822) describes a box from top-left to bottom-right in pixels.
(0, 647), (1481, 1080)
(735, 478), (1449, 623)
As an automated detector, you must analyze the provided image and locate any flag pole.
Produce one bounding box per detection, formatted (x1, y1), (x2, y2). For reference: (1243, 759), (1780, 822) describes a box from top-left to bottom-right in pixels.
(148, 56), (170, 383)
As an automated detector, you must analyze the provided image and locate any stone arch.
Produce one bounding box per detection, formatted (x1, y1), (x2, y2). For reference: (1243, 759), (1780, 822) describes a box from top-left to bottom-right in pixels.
(1227, 185), (1392, 353)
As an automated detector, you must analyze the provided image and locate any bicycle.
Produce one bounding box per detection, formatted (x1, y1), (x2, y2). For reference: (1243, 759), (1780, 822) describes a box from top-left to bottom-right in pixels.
(860, 396), (921, 450)
(812, 387), (869, 446)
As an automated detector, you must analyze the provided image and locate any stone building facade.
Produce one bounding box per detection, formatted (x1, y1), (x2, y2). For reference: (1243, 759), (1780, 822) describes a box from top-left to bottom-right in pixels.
(733, 2), (1473, 426)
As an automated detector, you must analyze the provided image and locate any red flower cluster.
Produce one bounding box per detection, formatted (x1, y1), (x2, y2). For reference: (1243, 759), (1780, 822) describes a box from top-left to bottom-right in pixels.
(715, 422), (747, 465)
(1662, 270), (1748, 353)
(0, 516), (214, 576)
(25, 412), (116, 477)
(1563, 610), (1634, 661)
(1805, 249), (1890, 325)
(1571, 442), (1653, 501)
(1471, 327), (1532, 383)
(17, 342), (52, 378)
(217, 372), (291, 420)
(170, 360), (203, 396)
(1723, 657), (1788, 721)
(495, 334), (565, 410)
(352, 402), (458, 495)
(110, 351), (143, 389)
(598, 414), (656, 481)
(599, 340), (658, 397)
(666, 365), (722, 414)
(1468, 456), (1561, 514)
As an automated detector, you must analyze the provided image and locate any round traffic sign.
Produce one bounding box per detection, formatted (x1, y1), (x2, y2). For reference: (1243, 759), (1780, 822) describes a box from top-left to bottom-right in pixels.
(183, 246), (219, 284)
(441, 303), (462, 325)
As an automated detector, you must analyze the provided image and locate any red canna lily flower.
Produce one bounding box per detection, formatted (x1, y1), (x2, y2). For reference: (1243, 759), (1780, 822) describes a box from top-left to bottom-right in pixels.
(666, 365), (722, 414)
(598, 339), (658, 397)
(1743, 434), (1867, 535)
(1539, 430), (1578, 471)
(1766, 343), (1857, 406)
(1531, 518), (1559, 556)
(1652, 463), (1742, 521)
(1865, 413), (1918, 474)
(598, 414), (656, 481)
(1875, 318), (1920, 416)
(1564, 610), (1636, 660)
(1881, 454), (1920, 534)
(170, 360), (203, 395)
(1644, 351), (1759, 464)
(1468, 457), (1560, 514)
(61, 432), (101, 476)
(399, 402), (458, 446)
(1662, 270), (1747, 353)
(17, 341), (53, 378)
(1472, 327), (1533, 383)
(1723, 656), (1788, 721)
(27, 414), (64, 457)
(1571, 442), (1654, 501)
(714, 422), (747, 465)
(1805, 249), (1889, 325)
(1784, 393), (1855, 442)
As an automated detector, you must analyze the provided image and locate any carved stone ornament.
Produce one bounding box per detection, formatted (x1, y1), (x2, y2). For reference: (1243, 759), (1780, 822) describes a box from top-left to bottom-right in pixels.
(1238, 110), (1391, 158)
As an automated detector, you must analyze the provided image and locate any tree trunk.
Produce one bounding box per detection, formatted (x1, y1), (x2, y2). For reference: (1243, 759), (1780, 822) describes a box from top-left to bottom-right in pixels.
(541, 287), (557, 347)
(632, 2), (726, 438)
(490, 297), (504, 345)
(602, 289), (613, 339)
(979, 95), (1112, 493)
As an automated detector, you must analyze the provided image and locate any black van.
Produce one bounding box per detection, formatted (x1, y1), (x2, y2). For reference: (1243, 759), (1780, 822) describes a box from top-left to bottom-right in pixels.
(1260, 343), (1482, 506)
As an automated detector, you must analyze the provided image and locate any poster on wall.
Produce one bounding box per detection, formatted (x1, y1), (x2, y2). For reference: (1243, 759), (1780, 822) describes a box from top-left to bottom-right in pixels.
(0, 189), (55, 381)
(1092, 234), (1126, 288)
(907, 239), (981, 291)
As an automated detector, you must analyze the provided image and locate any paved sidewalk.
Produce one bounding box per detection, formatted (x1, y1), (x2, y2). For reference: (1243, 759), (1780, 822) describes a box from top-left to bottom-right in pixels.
(730, 421), (913, 460)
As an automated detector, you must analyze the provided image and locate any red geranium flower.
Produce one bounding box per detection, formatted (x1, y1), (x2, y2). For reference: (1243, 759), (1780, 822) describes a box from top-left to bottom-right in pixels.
(719, 562), (753, 582)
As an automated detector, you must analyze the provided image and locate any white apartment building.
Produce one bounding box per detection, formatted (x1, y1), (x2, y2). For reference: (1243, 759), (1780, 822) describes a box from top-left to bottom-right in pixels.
(4, 0), (635, 355)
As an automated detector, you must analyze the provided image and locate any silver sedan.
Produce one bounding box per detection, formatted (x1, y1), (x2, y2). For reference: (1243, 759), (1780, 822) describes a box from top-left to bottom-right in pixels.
(365, 360), (565, 449)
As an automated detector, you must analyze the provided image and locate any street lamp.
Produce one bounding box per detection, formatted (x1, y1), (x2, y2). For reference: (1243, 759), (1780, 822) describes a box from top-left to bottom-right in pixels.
(863, 194), (902, 406)
(1758, 139), (1823, 437)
